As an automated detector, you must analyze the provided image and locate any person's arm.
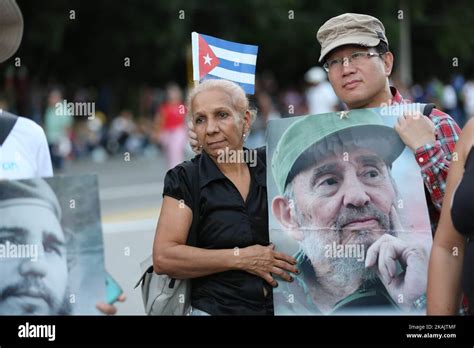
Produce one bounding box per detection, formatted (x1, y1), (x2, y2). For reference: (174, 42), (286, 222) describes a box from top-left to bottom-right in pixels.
(395, 110), (462, 211)
(153, 196), (298, 284)
(414, 111), (462, 211)
(427, 119), (473, 315)
(153, 196), (239, 279)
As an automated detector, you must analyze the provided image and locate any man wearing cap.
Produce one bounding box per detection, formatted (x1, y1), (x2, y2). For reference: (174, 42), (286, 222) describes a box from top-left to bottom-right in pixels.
(0, 0), (124, 314)
(305, 66), (339, 114)
(316, 13), (461, 234)
(0, 179), (72, 314)
(271, 110), (429, 314)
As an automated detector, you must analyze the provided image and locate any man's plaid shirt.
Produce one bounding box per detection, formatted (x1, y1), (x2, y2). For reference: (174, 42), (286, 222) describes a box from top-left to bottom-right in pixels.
(390, 87), (462, 233)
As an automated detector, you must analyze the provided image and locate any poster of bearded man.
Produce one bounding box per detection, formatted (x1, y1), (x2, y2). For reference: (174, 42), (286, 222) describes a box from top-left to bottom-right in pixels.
(267, 106), (432, 315)
(0, 175), (106, 315)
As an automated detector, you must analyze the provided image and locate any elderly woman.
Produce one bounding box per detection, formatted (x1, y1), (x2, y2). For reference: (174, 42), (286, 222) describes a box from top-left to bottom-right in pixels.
(153, 79), (298, 315)
(427, 118), (474, 315)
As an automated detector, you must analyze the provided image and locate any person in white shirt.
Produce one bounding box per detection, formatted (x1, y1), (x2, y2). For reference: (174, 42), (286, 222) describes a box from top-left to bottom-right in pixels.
(305, 66), (339, 114)
(0, 111), (53, 179)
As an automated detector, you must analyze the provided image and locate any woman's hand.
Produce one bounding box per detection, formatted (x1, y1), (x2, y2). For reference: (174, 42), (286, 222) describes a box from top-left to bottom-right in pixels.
(96, 294), (127, 315)
(237, 244), (298, 287)
(188, 120), (201, 154)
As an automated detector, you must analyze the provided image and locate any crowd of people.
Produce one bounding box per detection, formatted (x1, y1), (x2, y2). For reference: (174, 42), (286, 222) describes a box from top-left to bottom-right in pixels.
(1, 24), (473, 173)
(3, 67), (474, 173)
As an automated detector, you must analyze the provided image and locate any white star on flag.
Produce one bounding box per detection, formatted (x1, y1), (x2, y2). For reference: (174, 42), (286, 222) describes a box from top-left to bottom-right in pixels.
(203, 54), (212, 65)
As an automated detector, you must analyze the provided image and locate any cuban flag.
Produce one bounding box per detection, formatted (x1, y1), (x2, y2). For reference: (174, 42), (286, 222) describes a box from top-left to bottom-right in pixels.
(192, 32), (258, 94)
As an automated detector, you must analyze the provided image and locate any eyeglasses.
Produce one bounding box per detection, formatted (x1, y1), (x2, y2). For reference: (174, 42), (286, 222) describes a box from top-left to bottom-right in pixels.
(323, 51), (384, 72)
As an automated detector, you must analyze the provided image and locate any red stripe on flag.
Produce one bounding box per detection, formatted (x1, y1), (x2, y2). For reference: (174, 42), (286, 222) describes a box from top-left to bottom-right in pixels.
(198, 34), (220, 79)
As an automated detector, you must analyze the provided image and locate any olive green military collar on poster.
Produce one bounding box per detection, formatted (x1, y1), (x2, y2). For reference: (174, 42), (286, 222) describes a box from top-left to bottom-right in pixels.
(273, 249), (402, 315)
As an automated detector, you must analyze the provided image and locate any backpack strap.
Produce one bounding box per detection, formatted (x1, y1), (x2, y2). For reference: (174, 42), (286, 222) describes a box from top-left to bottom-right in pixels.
(0, 112), (18, 146)
(422, 103), (436, 117)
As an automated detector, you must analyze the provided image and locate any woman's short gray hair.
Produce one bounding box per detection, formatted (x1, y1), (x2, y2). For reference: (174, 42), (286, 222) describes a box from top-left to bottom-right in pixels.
(187, 79), (257, 126)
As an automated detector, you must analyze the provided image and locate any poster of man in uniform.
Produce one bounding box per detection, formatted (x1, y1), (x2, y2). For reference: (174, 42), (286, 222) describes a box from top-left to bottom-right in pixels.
(0, 175), (106, 315)
(267, 105), (432, 315)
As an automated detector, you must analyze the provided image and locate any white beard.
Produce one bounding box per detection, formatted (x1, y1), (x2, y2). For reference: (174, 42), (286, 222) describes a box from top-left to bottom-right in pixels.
(299, 227), (378, 289)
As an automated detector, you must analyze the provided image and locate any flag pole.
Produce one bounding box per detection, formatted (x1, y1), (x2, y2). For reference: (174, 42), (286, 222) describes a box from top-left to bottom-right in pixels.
(191, 32), (200, 89)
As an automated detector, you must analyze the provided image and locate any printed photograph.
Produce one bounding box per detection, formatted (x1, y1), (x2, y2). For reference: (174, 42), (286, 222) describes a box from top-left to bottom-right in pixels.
(0, 175), (106, 315)
(267, 106), (433, 315)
